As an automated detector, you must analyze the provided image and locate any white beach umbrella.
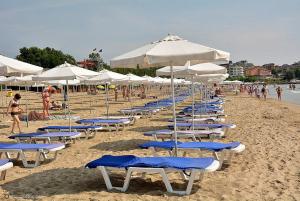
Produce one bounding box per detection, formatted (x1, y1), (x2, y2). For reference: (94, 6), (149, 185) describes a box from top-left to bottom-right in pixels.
(32, 62), (98, 81)
(118, 73), (148, 84)
(87, 69), (127, 84)
(110, 34), (230, 155)
(157, 62), (227, 77)
(0, 55), (43, 76)
(32, 62), (98, 130)
(157, 62), (228, 130)
(111, 34), (229, 68)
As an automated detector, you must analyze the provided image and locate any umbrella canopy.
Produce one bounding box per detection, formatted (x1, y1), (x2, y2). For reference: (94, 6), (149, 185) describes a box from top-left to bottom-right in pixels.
(142, 75), (157, 84)
(32, 62), (98, 81)
(118, 73), (148, 84)
(111, 34), (229, 68)
(86, 69), (127, 84)
(47, 79), (80, 86)
(156, 61), (227, 77)
(193, 73), (229, 81)
(0, 55), (43, 75)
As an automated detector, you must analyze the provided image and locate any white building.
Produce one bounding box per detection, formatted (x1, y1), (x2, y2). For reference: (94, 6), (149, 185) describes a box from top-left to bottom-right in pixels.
(228, 65), (244, 77)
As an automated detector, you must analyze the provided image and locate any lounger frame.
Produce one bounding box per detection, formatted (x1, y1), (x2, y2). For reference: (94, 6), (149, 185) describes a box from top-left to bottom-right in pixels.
(40, 127), (102, 139)
(13, 133), (82, 144)
(97, 160), (219, 195)
(0, 146), (64, 168)
(0, 161), (13, 180)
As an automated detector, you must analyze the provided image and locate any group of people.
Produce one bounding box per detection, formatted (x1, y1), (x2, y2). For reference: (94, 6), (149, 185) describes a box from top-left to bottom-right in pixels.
(245, 84), (268, 100)
(121, 85), (146, 101)
(6, 86), (66, 134)
(288, 84), (296, 90)
(244, 84), (283, 101)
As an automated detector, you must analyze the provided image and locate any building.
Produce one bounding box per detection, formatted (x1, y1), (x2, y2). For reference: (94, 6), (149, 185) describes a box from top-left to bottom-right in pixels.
(228, 65), (244, 77)
(77, 59), (96, 70)
(245, 66), (272, 78)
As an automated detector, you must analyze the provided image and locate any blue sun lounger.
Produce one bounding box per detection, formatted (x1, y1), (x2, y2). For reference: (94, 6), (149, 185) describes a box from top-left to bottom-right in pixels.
(38, 125), (103, 139)
(0, 159), (13, 180)
(144, 129), (225, 141)
(168, 123), (236, 130)
(76, 118), (130, 131)
(120, 108), (155, 118)
(85, 155), (219, 195)
(0, 143), (65, 168)
(169, 117), (225, 123)
(140, 141), (245, 167)
(9, 132), (81, 144)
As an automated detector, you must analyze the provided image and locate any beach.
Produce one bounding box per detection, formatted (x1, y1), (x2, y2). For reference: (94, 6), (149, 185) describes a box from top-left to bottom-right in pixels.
(0, 90), (299, 201)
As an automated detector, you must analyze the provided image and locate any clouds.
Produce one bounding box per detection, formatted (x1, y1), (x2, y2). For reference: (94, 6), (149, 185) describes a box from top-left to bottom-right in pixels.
(0, 0), (299, 65)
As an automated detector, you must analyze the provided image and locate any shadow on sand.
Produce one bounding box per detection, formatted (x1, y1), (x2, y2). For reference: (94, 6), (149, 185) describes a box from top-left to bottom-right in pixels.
(89, 139), (149, 151)
(2, 167), (200, 198)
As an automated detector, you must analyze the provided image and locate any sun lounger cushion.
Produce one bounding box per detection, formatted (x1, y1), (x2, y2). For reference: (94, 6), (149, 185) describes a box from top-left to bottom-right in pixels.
(140, 141), (241, 152)
(0, 159), (11, 167)
(0, 143), (65, 150)
(8, 132), (81, 139)
(168, 123), (235, 129)
(77, 119), (130, 124)
(86, 155), (215, 170)
(39, 125), (102, 131)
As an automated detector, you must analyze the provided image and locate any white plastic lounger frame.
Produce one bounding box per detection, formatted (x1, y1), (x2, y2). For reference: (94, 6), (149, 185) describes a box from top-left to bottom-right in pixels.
(13, 133), (82, 145)
(148, 144), (245, 169)
(96, 160), (220, 195)
(0, 146), (65, 168)
(148, 130), (224, 142)
(0, 161), (13, 180)
(42, 127), (102, 139)
(120, 109), (154, 118)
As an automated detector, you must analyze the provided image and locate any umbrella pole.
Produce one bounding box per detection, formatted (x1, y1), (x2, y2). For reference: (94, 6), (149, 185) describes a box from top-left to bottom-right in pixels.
(66, 80), (71, 132)
(105, 83), (109, 118)
(191, 76), (195, 131)
(170, 65), (178, 156)
(25, 85), (29, 127)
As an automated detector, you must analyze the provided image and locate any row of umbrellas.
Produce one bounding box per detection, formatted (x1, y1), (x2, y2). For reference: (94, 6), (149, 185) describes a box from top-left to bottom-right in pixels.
(1, 34), (231, 155)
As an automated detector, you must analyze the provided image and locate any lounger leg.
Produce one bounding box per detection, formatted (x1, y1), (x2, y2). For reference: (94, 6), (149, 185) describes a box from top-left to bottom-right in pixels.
(213, 152), (224, 169)
(99, 166), (113, 190)
(159, 169), (174, 194)
(0, 170), (7, 181)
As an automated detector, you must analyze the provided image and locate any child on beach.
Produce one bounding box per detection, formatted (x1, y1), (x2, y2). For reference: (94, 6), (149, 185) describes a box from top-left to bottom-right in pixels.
(6, 93), (23, 134)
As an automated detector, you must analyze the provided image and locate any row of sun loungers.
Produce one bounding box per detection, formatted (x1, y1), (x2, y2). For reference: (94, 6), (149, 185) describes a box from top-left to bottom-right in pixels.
(0, 93), (246, 196)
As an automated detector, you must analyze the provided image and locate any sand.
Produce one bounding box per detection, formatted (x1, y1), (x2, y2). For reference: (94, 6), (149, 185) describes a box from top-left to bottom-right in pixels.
(0, 90), (299, 201)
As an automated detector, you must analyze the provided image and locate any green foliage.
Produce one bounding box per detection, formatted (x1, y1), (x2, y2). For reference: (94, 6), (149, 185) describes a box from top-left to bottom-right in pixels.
(227, 76), (258, 82)
(16, 47), (76, 68)
(88, 52), (109, 71)
(295, 68), (300, 79)
(284, 70), (295, 81)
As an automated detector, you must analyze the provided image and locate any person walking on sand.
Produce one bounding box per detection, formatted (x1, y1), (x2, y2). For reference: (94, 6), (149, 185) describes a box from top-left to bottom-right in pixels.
(6, 93), (23, 134)
(114, 87), (118, 101)
(42, 87), (51, 117)
(276, 86), (283, 101)
(261, 84), (267, 101)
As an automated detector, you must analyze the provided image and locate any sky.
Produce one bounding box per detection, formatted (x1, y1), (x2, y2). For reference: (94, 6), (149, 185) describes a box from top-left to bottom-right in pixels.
(0, 0), (299, 65)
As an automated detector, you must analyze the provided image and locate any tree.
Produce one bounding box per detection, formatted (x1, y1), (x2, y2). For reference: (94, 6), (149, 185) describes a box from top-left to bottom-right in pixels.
(294, 68), (300, 79)
(16, 47), (76, 68)
(284, 70), (295, 81)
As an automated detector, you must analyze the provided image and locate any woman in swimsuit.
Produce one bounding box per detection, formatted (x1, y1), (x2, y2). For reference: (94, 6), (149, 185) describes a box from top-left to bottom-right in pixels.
(42, 88), (51, 117)
(6, 93), (23, 134)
